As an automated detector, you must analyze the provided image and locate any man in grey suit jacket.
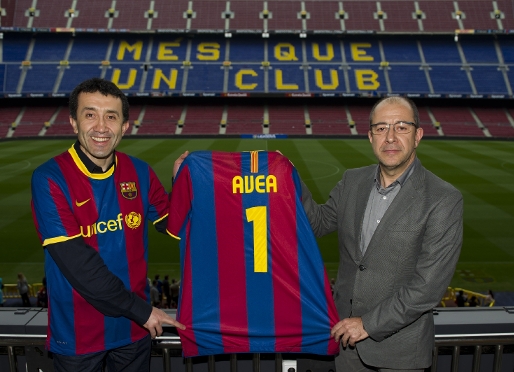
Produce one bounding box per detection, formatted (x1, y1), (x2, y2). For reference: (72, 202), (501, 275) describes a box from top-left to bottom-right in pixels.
(302, 97), (463, 371)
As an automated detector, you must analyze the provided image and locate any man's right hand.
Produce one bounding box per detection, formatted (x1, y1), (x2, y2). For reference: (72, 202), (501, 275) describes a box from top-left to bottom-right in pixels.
(143, 307), (186, 338)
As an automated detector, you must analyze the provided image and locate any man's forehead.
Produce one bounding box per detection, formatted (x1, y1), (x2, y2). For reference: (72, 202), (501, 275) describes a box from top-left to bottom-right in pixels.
(373, 101), (413, 119)
(78, 92), (122, 109)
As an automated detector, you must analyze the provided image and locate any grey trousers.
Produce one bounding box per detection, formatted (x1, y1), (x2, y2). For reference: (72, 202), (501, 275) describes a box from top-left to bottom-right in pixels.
(335, 343), (426, 372)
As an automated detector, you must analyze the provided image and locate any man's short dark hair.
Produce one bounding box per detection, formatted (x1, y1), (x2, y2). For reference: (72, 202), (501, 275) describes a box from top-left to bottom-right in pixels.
(69, 78), (129, 123)
(369, 96), (419, 129)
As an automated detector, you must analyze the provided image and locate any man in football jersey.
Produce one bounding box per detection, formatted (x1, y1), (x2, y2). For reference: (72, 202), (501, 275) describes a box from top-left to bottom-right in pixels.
(31, 78), (186, 372)
(301, 97), (463, 371)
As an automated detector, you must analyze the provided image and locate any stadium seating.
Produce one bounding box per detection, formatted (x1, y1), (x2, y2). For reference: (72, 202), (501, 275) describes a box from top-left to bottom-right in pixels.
(472, 107), (514, 138)
(181, 103), (225, 134)
(2, 32), (513, 98)
(345, 104), (370, 136)
(5, 0), (514, 32)
(267, 104), (307, 134)
(225, 105), (265, 134)
(417, 106), (440, 137)
(307, 104), (352, 135)
(2, 101), (514, 138)
(14, 106), (57, 136)
(0, 107), (22, 137)
(429, 106), (485, 137)
(136, 104), (183, 135)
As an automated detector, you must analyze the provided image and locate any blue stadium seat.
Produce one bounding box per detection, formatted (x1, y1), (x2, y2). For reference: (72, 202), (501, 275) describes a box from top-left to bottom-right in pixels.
(388, 65), (430, 93)
(69, 35), (111, 61)
(429, 66), (473, 94)
(31, 34), (69, 62)
(3, 34), (32, 62)
(471, 66), (510, 94)
(21, 65), (60, 93)
(58, 65), (105, 93)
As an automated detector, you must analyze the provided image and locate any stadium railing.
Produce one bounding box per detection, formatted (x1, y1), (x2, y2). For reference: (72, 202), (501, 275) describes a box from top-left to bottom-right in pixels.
(1, 307), (514, 371)
(1, 284), (37, 299)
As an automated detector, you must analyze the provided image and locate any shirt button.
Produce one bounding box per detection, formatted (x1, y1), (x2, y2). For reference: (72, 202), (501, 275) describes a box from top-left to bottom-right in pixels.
(377, 219), (380, 223)
(383, 196), (387, 200)
(359, 265), (366, 271)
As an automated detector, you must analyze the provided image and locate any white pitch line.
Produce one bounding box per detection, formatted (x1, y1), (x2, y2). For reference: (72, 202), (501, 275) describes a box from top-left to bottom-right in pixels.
(302, 160), (341, 181)
(0, 160), (32, 175)
(500, 162), (514, 171)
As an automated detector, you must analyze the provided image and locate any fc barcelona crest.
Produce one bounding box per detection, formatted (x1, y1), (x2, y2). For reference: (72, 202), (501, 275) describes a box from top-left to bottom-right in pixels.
(120, 182), (138, 200)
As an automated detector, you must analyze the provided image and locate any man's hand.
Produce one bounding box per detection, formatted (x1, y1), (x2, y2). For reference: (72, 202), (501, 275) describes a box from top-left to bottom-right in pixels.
(173, 151), (189, 179)
(143, 307), (186, 339)
(331, 317), (369, 347)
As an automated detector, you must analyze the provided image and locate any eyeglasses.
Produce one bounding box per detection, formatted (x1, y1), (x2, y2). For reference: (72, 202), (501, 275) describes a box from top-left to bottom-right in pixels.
(370, 121), (417, 135)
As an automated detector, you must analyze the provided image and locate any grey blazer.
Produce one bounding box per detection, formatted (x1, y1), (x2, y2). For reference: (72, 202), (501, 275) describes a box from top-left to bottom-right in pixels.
(302, 160), (463, 369)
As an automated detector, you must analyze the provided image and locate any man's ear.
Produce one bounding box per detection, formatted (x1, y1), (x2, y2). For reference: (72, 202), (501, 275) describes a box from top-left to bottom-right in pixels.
(69, 116), (78, 134)
(414, 127), (424, 148)
(121, 121), (130, 135)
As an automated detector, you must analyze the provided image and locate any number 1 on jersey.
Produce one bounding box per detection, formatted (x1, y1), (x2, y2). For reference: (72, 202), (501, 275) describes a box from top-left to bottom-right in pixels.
(246, 206), (267, 273)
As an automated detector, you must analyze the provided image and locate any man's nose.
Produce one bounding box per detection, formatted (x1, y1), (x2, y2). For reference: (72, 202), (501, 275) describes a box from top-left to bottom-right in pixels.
(385, 124), (397, 142)
(94, 116), (108, 131)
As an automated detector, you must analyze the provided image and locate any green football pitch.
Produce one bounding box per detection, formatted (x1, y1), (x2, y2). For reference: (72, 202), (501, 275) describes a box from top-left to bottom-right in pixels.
(1, 138), (513, 292)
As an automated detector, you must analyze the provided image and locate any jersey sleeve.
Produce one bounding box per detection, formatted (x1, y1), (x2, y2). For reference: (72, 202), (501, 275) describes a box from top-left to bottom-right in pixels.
(166, 162), (193, 240)
(147, 166), (170, 224)
(31, 163), (82, 246)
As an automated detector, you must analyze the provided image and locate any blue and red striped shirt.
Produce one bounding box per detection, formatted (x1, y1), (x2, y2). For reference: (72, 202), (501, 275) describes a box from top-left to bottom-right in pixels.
(167, 151), (339, 357)
(31, 144), (169, 356)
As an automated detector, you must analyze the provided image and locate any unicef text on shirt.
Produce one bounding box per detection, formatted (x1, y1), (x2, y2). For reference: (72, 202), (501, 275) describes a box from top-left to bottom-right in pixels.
(79, 212), (142, 237)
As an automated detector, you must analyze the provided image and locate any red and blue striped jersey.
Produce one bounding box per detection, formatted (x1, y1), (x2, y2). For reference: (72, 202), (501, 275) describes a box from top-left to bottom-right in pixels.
(31, 145), (169, 356)
(167, 151), (339, 357)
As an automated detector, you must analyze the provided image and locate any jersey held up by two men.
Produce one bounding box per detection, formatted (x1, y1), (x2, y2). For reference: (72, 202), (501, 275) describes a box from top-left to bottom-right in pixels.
(167, 151), (339, 357)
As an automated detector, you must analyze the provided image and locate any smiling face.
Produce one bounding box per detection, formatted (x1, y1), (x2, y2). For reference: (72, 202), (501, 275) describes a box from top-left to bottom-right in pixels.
(70, 91), (129, 171)
(368, 100), (423, 185)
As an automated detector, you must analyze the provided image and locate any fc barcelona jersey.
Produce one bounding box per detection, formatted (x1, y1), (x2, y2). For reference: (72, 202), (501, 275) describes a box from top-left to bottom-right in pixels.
(31, 145), (169, 356)
(167, 151), (339, 357)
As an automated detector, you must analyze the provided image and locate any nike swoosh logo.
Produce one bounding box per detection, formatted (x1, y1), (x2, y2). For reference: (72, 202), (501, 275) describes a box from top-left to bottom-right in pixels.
(75, 198), (91, 207)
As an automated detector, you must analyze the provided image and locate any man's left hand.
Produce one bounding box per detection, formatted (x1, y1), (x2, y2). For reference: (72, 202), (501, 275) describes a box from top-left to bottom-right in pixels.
(173, 151), (189, 178)
(331, 317), (369, 347)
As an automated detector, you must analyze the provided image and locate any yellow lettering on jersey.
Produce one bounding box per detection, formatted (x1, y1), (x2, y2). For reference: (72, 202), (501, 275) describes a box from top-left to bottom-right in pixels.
(315, 69), (339, 90)
(152, 69), (178, 89)
(80, 213), (127, 238)
(112, 69), (137, 90)
(117, 41), (143, 61)
(355, 70), (380, 90)
(233, 176), (244, 193)
(255, 175), (265, 193)
(197, 42), (220, 61)
(233, 175), (277, 194)
(244, 176), (254, 193)
(235, 70), (258, 90)
(97, 221), (107, 233)
(350, 43), (373, 61)
(157, 39), (182, 61)
(246, 206), (267, 272)
(266, 175), (277, 193)
(312, 43), (334, 61)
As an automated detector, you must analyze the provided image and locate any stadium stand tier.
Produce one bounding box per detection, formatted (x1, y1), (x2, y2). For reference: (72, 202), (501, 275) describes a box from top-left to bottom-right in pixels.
(2, 99), (513, 137)
(4, 0), (514, 33)
(1, 32), (513, 98)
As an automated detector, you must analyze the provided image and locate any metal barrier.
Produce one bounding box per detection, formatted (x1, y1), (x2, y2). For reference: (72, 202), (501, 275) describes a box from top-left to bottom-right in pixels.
(2, 283), (42, 299)
(1, 307), (514, 372)
(1, 333), (514, 372)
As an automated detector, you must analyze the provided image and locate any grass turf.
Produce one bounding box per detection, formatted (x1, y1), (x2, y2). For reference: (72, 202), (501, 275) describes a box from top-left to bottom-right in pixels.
(0, 138), (513, 293)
